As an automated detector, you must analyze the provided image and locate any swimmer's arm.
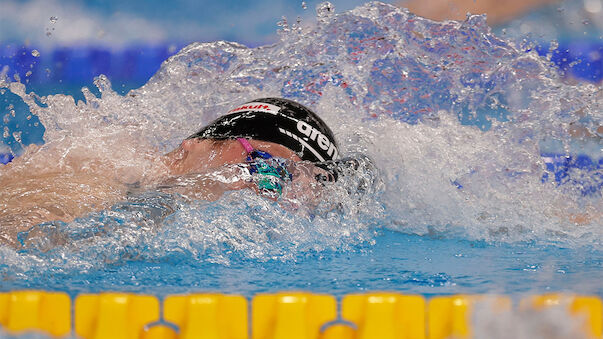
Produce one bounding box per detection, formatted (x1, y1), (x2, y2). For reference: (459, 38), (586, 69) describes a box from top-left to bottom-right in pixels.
(0, 171), (127, 247)
(155, 166), (252, 201)
(402, 0), (558, 25)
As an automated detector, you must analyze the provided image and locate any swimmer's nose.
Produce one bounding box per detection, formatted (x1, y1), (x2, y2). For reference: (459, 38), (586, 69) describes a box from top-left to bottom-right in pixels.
(180, 138), (198, 151)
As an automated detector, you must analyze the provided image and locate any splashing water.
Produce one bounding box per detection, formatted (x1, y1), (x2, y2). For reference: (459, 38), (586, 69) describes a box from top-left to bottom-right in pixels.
(0, 2), (601, 276)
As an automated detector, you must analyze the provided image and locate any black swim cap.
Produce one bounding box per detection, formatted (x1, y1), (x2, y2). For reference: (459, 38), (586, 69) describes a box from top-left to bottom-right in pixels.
(188, 98), (339, 162)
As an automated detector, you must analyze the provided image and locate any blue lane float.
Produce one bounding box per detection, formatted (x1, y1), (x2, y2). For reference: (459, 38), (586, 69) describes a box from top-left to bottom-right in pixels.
(1, 43), (179, 84)
(1, 41), (601, 85)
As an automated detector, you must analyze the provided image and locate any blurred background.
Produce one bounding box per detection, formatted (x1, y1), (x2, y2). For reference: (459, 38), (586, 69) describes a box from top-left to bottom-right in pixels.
(0, 0), (601, 155)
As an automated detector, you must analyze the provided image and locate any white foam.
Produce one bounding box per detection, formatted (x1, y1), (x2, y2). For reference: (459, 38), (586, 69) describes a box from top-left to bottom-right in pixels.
(1, 2), (601, 262)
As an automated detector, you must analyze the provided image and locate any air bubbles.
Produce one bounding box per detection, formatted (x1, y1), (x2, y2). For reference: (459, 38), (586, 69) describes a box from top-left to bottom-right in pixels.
(12, 131), (22, 144)
(301, 1), (307, 10)
(277, 16), (290, 36)
(31, 50), (40, 57)
(546, 40), (559, 61)
(46, 16), (58, 38)
(93, 74), (112, 94)
(316, 1), (335, 21)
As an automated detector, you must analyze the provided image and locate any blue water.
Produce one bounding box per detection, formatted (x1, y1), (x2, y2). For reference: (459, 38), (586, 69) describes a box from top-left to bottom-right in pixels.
(0, 0), (601, 315)
(3, 229), (602, 299)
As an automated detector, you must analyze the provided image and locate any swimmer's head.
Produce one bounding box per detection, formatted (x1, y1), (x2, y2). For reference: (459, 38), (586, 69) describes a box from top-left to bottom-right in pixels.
(188, 98), (339, 163)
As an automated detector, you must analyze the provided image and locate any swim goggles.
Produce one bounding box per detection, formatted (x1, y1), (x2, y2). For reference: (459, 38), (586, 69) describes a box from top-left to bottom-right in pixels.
(238, 138), (293, 197)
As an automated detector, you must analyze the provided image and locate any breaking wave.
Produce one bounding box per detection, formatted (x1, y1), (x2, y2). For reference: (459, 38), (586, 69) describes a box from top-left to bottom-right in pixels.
(0, 2), (601, 274)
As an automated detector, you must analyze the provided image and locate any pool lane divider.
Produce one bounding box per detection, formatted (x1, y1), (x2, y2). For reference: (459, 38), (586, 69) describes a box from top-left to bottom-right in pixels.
(0, 291), (601, 339)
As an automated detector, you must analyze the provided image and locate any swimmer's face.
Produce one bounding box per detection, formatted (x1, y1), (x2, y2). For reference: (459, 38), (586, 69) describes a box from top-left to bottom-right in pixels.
(164, 138), (301, 175)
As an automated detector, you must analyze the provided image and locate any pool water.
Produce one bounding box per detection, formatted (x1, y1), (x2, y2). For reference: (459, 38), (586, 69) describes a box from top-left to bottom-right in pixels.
(3, 229), (602, 298)
(0, 2), (601, 337)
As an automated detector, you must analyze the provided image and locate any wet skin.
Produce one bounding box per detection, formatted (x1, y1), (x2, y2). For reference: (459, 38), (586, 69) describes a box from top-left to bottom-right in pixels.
(0, 138), (314, 247)
(162, 138), (301, 176)
(158, 138), (324, 206)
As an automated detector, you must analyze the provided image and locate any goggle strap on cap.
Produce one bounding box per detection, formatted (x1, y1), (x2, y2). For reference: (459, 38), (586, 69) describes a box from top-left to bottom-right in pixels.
(237, 138), (254, 153)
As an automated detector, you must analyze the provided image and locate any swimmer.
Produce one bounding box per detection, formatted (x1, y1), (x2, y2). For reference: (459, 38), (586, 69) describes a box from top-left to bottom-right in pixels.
(158, 97), (341, 201)
(401, 0), (558, 25)
(0, 98), (363, 247)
